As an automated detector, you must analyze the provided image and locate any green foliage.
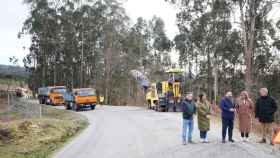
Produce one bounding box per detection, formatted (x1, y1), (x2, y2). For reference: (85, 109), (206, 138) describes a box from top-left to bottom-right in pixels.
(167, 0), (280, 101)
(0, 65), (28, 86)
(150, 16), (172, 52)
(20, 0), (172, 104)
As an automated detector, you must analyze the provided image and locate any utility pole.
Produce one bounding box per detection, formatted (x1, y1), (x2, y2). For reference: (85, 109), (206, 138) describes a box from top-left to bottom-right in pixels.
(80, 0), (84, 88)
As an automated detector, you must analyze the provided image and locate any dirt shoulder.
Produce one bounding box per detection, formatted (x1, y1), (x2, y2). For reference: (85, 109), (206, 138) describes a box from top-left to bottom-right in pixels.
(0, 99), (88, 158)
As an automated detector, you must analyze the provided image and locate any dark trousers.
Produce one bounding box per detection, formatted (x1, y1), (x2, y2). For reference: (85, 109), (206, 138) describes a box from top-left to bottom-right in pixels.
(222, 117), (234, 140)
(200, 131), (207, 139)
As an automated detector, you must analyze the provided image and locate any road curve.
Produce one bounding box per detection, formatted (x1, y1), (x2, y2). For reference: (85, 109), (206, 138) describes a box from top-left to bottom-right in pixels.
(52, 105), (279, 158)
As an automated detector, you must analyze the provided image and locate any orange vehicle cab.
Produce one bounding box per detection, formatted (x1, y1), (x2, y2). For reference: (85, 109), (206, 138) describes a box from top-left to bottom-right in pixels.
(38, 86), (66, 106)
(64, 88), (97, 111)
(49, 86), (66, 105)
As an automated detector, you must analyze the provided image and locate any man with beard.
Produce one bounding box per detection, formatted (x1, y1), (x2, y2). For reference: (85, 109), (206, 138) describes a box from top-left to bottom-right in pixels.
(220, 91), (236, 143)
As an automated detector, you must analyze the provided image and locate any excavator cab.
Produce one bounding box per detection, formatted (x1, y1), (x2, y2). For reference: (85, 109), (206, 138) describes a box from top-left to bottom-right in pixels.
(145, 68), (185, 112)
(146, 83), (158, 109)
(166, 68), (184, 111)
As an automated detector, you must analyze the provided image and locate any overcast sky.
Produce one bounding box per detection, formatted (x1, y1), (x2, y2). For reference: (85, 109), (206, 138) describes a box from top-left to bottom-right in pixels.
(124, 0), (178, 38)
(0, 0), (178, 66)
(0, 1), (279, 66)
(0, 1), (30, 66)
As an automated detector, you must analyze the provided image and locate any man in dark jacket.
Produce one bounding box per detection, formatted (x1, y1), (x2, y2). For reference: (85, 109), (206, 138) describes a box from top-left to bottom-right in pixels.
(181, 93), (196, 145)
(255, 88), (278, 144)
(220, 91), (235, 143)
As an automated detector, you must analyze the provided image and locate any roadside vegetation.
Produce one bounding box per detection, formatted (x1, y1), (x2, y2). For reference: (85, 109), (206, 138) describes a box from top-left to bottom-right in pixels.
(0, 98), (88, 158)
(0, 64), (28, 93)
(20, 0), (173, 106)
(0, 64), (28, 84)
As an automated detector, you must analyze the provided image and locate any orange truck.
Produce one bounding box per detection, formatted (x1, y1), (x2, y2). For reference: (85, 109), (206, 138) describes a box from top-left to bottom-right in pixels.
(38, 86), (66, 106)
(63, 88), (97, 111)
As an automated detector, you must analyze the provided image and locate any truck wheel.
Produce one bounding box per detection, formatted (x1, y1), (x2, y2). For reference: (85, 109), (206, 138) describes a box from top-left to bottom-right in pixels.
(46, 99), (50, 105)
(147, 100), (151, 109)
(91, 104), (96, 110)
(49, 100), (54, 106)
(72, 103), (79, 111)
(173, 106), (177, 112)
(160, 107), (166, 112)
(41, 98), (45, 104)
(66, 102), (71, 110)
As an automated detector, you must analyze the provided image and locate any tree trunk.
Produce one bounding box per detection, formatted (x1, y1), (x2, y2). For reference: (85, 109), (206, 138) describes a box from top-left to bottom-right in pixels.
(53, 62), (56, 86)
(104, 47), (112, 105)
(213, 59), (218, 105)
(239, 0), (256, 91)
(42, 53), (46, 87)
(206, 48), (212, 98)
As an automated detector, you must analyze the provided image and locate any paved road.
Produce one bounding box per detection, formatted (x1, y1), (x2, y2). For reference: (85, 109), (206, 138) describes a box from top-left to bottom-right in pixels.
(52, 105), (279, 158)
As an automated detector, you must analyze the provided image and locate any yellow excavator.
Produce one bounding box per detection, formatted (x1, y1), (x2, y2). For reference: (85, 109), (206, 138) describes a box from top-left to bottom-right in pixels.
(146, 68), (184, 112)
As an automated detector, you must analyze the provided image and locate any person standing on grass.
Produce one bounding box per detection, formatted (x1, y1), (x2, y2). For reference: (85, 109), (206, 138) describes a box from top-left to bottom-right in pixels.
(181, 93), (196, 145)
(255, 88), (278, 145)
(236, 91), (253, 142)
(197, 93), (211, 143)
(220, 91), (236, 143)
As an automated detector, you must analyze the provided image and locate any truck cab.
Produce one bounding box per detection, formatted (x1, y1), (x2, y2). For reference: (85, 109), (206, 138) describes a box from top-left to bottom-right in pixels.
(64, 88), (97, 111)
(38, 86), (66, 106)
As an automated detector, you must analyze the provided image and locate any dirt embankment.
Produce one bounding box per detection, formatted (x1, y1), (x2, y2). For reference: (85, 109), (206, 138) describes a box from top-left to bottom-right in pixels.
(0, 98), (88, 158)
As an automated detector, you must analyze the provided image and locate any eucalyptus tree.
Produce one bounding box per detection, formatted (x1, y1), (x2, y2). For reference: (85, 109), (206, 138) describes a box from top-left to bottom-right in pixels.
(170, 0), (237, 99)
(231, 0), (280, 90)
(21, 0), (62, 88)
(167, 0), (280, 99)
(148, 16), (173, 81)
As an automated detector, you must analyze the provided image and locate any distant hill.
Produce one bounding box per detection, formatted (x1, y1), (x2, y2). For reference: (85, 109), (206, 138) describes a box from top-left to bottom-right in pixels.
(0, 64), (29, 77)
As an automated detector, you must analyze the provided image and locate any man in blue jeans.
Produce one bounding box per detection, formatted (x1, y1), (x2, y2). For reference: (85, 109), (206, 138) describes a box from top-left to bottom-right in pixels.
(181, 93), (196, 145)
(220, 91), (235, 143)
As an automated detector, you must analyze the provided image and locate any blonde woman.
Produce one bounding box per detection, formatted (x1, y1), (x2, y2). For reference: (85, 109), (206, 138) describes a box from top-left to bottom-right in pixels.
(236, 91), (253, 142)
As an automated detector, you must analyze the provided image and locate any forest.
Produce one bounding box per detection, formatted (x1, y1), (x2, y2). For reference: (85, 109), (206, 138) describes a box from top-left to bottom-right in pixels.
(20, 0), (280, 105)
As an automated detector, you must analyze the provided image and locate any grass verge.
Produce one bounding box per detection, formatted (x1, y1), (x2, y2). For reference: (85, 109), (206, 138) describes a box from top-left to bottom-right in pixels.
(0, 102), (88, 158)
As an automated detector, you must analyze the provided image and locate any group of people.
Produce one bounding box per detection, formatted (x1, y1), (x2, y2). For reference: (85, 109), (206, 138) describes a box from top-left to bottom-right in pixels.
(181, 88), (278, 145)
